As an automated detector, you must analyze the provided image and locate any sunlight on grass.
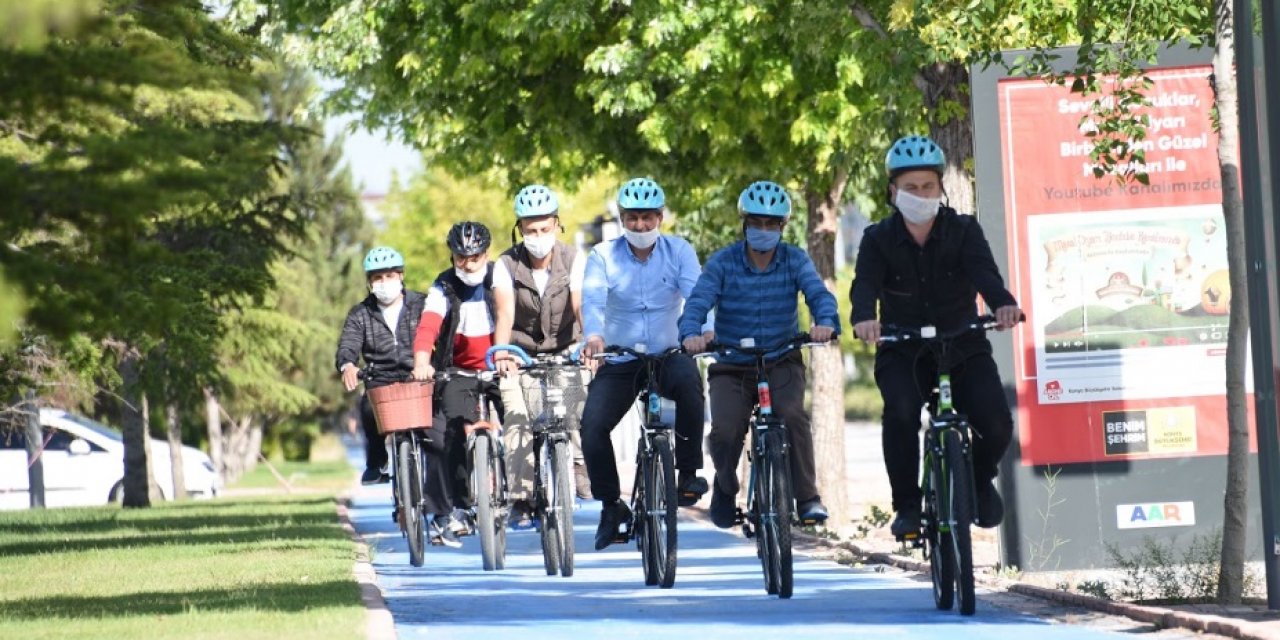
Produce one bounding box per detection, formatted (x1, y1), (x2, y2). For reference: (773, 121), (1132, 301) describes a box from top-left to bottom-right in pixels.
(0, 495), (363, 639)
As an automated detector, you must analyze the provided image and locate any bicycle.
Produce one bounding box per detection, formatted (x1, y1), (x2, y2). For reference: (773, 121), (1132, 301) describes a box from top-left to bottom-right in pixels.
(486, 344), (583, 578)
(878, 314), (1013, 616)
(439, 368), (508, 571)
(704, 335), (829, 599)
(363, 374), (434, 568)
(589, 344), (681, 589)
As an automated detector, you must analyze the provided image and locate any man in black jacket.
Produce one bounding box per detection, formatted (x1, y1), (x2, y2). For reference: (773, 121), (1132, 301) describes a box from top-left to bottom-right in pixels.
(850, 135), (1023, 539)
(336, 246), (428, 485)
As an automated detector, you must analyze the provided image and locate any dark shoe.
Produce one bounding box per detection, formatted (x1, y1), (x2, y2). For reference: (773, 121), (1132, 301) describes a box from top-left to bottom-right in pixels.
(797, 498), (829, 524)
(677, 471), (709, 507)
(890, 508), (922, 538)
(594, 500), (632, 550)
(976, 480), (1004, 528)
(361, 467), (390, 485)
(574, 463), (593, 500)
(709, 484), (736, 529)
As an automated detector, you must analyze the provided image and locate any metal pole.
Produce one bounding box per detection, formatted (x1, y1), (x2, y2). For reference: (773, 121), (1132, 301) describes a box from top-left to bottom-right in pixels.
(1235, 0), (1280, 610)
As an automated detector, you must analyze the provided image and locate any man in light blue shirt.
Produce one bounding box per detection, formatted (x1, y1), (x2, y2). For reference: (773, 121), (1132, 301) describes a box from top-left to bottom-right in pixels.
(580, 178), (710, 550)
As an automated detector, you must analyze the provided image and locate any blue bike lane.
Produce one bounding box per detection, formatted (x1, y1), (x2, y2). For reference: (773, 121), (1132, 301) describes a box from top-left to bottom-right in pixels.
(345, 476), (1153, 640)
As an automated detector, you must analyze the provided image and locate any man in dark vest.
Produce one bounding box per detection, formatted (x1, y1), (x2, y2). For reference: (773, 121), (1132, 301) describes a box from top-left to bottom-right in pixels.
(492, 184), (591, 528)
(411, 221), (502, 547)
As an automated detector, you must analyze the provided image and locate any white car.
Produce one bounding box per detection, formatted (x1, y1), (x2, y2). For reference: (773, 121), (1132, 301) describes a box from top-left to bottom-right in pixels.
(0, 408), (222, 510)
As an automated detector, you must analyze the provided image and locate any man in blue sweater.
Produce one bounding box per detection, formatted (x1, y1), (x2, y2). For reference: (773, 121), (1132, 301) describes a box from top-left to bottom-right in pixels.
(680, 180), (840, 528)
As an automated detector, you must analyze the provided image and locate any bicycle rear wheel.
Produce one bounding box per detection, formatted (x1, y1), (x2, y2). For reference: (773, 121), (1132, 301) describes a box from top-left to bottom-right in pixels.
(550, 438), (575, 577)
(397, 435), (425, 567)
(943, 428), (976, 615)
(644, 432), (678, 589)
(537, 438), (561, 576)
(763, 431), (794, 599)
(472, 433), (505, 571)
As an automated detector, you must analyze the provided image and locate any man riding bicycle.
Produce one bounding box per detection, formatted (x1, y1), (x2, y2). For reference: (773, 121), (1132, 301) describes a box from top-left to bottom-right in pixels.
(411, 221), (504, 547)
(492, 184), (593, 528)
(580, 177), (710, 550)
(335, 246), (426, 486)
(680, 180), (839, 529)
(850, 135), (1023, 538)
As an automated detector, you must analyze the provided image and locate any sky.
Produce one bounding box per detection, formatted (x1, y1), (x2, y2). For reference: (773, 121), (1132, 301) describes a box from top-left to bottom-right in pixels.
(323, 113), (423, 196)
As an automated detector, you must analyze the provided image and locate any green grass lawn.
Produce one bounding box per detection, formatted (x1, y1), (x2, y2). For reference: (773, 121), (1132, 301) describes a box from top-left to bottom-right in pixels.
(0, 468), (363, 639)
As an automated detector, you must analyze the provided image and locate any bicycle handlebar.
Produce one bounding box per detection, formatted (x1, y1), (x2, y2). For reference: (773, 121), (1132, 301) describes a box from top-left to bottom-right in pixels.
(705, 334), (830, 358)
(593, 345), (685, 361)
(485, 344), (584, 371)
(879, 313), (1024, 344)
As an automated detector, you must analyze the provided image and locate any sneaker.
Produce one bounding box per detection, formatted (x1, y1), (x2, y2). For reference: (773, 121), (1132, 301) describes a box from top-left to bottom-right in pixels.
(677, 471), (709, 507)
(361, 467), (390, 485)
(449, 509), (476, 537)
(890, 507), (922, 538)
(430, 514), (462, 548)
(574, 463), (593, 500)
(594, 500), (632, 550)
(976, 480), (1004, 528)
(509, 500), (538, 531)
(797, 498), (829, 524)
(709, 484), (736, 529)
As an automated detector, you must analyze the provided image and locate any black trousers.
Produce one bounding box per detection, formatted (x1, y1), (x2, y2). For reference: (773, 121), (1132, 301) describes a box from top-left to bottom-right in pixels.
(580, 355), (705, 503)
(876, 350), (1012, 512)
(359, 394), (388, 471)
(420, 374), (502, 517)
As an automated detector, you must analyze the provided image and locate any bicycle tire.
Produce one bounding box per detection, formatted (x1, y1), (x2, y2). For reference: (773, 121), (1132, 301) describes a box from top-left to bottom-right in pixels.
(551, 438), (575, 577)
(537, 438), (560, 576)
(943, 428), (976, 615)
(646, 432), (678, 588)
(472, 434), (500, 571)
(765, 431), (794, 599)
(750, 436), (775, 594)
(636, 443), (659, 586)
(493, 442), (508, 571)
(397, 436), (425, 567)
(926, 438), (954, 610)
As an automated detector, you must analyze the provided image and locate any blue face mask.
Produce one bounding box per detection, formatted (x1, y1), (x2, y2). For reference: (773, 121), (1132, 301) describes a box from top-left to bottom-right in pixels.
(745, 226), (781, 252)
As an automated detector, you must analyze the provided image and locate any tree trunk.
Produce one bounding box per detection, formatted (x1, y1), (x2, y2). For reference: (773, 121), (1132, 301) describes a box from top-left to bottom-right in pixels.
(919, 62), (976, 214)
(221, 413), (262, 483)
(118, 348), (156, 508)
(23, 389), (44, 509)
(1213, 0), (1250, 605)
(805, 173), (851, 527)
(204, 387), (224, 481)
(166, 402), (186, 501)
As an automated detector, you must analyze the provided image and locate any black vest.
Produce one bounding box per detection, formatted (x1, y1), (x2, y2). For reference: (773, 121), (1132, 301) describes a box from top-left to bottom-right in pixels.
(430, 264), (496, 371)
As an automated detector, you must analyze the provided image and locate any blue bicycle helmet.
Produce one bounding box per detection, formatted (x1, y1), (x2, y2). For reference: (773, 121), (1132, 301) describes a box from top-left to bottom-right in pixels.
(513, 184), (559, 218)
(885, 135), (946, 177)
(616, 178), (665, 210)
(363, 246), (405, 273)
(738, 181), (792, 218)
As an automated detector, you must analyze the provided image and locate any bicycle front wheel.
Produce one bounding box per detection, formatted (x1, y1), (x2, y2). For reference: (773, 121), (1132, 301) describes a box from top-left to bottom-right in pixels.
(472, 433), (505, 571)
(644, 432), (678, 589)
(550, 438), (575, 577)
(926, 441), (954, 610)
(537, 439), (561, 576)
(397, 435), (425, 567)
(943, 428), (976, 615)
(762, 431), (794, 599)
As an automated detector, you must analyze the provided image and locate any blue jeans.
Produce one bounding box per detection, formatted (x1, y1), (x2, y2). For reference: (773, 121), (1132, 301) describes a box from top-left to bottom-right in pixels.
(580, 354), (705, 503)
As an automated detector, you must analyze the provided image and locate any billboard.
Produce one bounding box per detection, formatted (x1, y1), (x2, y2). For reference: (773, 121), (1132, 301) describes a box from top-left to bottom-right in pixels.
(996, 65), (1255, 466)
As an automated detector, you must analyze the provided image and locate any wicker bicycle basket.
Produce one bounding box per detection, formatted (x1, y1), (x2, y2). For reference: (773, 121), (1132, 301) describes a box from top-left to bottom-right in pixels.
(367, 381), (434, 434)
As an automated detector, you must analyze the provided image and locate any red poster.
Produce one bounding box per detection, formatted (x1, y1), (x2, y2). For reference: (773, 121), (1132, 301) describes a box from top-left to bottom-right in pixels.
(997, 66), (1256, 465)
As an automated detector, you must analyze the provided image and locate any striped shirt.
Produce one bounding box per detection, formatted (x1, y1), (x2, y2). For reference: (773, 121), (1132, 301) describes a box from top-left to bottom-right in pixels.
(679, 241), (839, 365)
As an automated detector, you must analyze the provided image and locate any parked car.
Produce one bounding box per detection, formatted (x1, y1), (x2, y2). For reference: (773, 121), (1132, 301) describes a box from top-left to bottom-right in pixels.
(0, 409), (221, 510)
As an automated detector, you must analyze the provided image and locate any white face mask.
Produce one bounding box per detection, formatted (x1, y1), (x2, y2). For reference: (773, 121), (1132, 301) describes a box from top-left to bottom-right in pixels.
(624, 228), (660, 250)
(455, 267), (486, 287)
(895, 189), (941, 225)
(523, 234), (555, 259)
(370, 280), (402, 305)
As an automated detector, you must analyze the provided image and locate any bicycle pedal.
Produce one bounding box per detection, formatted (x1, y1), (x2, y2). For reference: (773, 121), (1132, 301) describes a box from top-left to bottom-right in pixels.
(894, 531), (921, 543)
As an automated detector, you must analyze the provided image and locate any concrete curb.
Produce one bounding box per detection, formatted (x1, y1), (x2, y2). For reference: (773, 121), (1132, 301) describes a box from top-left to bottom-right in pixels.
(336, 493), (397, 640)
(793, 528), (1280, 640)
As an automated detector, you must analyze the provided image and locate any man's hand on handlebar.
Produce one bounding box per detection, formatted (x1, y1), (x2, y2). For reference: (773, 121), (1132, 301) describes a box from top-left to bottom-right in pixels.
(681, 330), (715, 355)
(582, 335), (605, 373)
(853, 320), (881, 345)
(411, 352), (435, 382)
(493, 351), (519, 376)
(809, 325), (836, 343)
(341, 363), (360, 392)
(994, 305), (1024, 330)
